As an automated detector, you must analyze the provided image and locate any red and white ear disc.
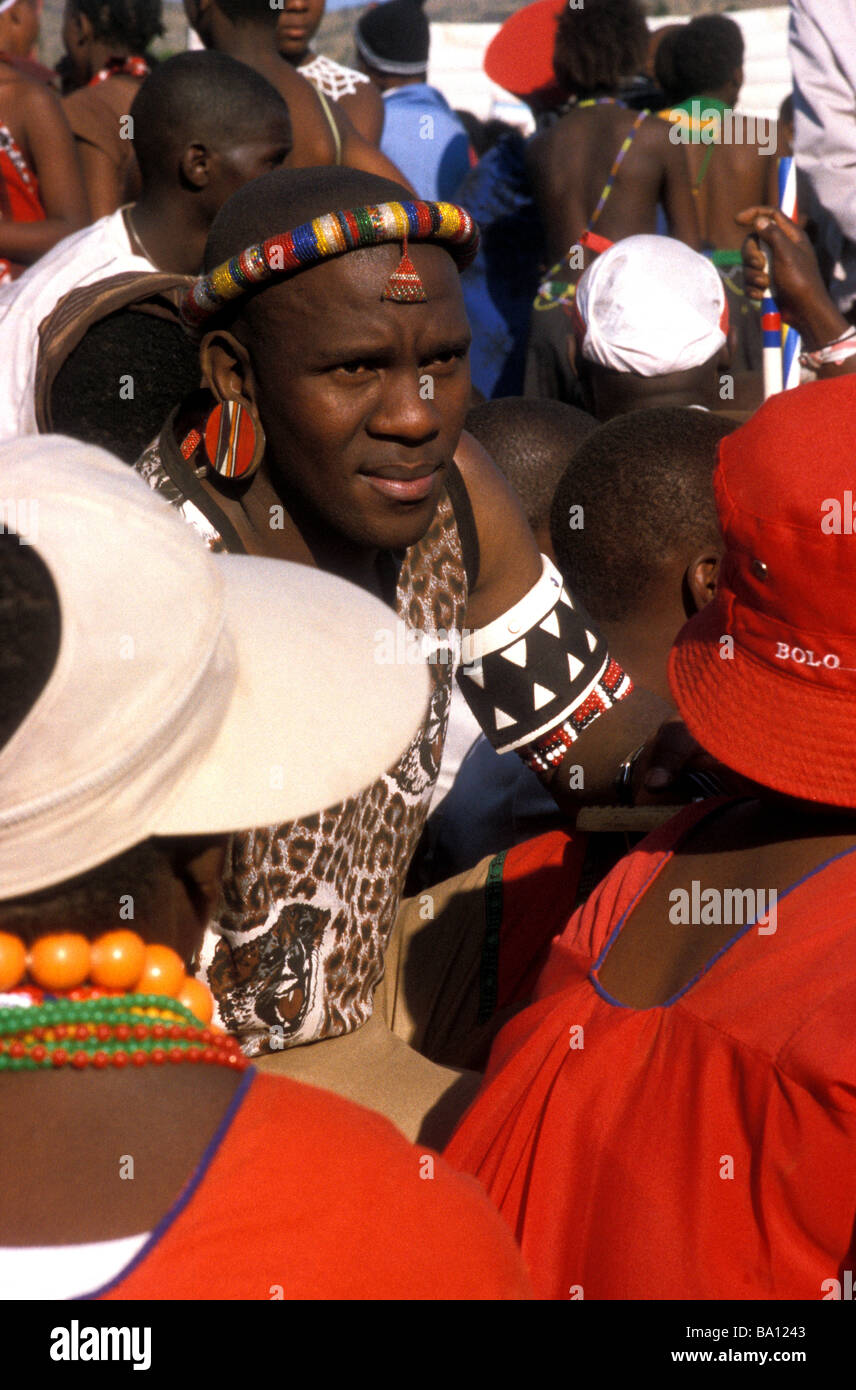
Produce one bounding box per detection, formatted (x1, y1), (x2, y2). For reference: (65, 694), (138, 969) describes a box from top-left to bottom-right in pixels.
(203, 400), (264, 481)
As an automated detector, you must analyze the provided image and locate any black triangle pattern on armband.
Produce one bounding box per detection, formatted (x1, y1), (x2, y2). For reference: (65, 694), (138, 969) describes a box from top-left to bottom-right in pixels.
(457, 587), (607, 751)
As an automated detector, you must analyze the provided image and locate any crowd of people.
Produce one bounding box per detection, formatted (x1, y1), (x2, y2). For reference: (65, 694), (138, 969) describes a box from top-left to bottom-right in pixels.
(1, 0), (855, 1306)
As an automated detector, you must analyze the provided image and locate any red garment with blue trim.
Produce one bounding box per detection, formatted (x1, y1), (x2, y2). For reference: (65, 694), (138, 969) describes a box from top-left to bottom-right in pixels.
(94, 1071), (533, 1300)
(445, 804), (856, 1300)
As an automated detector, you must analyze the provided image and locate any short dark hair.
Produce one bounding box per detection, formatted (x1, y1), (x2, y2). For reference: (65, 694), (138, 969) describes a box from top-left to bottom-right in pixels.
(553, 0), (648, 97)
(465, 397), (597, 533)
(50, 312), (200, 464)
(0, 839), (165, 938)
(550, 408), (735, 624)
(671, 15), (744, 98)
(132, 52), (292, 185)
(653, 27), (684, 105)
(71, 0), (163, 55)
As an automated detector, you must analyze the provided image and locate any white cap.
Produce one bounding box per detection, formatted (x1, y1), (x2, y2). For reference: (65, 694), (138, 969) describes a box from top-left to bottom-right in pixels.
(0, 436), (430, 898)
(575, 236), (729, 378)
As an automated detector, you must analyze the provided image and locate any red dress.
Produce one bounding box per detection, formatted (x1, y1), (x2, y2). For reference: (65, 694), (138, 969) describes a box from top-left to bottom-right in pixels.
(445, 803), (856, 1300)
(91, 1071), (533, 1300)
(0, 119), (45, 283)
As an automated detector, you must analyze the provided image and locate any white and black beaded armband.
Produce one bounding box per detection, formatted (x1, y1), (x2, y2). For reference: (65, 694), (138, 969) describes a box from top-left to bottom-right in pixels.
(457, 556), (633, 777)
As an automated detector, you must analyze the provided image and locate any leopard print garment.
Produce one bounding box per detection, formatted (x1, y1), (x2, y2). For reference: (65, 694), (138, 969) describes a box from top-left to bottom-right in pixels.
(136, 432), (470, 1050)
(200, 488), (468, 1051)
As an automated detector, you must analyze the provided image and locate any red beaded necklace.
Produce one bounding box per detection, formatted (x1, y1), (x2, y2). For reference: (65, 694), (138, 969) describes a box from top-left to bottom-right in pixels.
(0, 995), (249, 1073)
(0, 930), (249, 1073)
(88, 55), (150, 86)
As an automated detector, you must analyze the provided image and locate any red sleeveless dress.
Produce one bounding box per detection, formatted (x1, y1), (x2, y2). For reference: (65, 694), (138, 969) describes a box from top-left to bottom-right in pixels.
(0, 119), (45, 283)
(446, 803), (856, 1300)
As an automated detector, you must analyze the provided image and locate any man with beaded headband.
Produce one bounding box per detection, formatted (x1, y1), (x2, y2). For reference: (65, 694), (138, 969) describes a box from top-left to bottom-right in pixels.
(135, 165), (681, 1136)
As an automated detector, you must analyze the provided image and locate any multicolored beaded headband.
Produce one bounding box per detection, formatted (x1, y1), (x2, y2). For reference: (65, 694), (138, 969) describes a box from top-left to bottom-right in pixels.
(180, 200), (480, 332)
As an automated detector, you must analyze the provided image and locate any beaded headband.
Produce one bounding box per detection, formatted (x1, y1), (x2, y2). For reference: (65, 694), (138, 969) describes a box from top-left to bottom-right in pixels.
(181, 200), (480, 333)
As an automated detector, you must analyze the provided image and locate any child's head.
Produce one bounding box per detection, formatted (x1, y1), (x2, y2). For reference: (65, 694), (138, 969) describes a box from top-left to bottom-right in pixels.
(671, 13), (745, 103)
(465, 396), (597, 557)
(550, 406), (736, 701)
(62, 0), (162, 83)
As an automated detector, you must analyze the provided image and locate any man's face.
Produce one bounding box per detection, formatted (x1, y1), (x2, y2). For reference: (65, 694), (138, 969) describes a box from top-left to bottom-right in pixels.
(278, 0), (325, 61)
(241, 243), (472, 552)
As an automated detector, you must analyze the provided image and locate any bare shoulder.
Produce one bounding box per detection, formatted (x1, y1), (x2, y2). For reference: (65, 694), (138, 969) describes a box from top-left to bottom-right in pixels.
(453, 427), (519, 516)
(337, 85), (384, 146)
(341, 79), (383, 124)
(524, 124), (550, 178)
(16, 73), (65, 117)
(637, 111), (679, 149)
(4, 71), (68, 145)
(0, 63), (43, 105)
(526, 116), (577, 183)
(453, 430), (541, 621)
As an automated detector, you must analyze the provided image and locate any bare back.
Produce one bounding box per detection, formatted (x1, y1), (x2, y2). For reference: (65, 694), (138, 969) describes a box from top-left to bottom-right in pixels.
(0, 1067), (242, 1245)
(528, 102), (700, 266)
(247, 50), (410, 186)
(685, 135), (779, 252)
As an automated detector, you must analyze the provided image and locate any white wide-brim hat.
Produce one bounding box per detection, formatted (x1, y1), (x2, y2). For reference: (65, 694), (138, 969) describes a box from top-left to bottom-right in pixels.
(0, 436), (430, 897)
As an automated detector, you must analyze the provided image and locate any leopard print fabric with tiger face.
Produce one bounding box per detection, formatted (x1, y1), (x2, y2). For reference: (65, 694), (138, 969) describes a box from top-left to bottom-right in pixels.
(197, 486), (469, 1053)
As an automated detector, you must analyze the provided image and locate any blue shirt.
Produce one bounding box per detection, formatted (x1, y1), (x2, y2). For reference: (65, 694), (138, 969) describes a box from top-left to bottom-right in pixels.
(380, 84), (472, 202)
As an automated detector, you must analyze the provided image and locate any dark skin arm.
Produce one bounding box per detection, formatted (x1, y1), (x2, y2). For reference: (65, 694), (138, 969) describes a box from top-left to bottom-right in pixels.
(0, 81), (89, 263)
(334, 101), (412, 189)
(455, 433), (708, 810)
(453, 429), (542, 631)
(738, 205), (856, 375)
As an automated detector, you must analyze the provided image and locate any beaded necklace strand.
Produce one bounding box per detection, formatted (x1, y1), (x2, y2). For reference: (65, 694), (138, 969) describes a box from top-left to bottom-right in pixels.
(0, 993), (249, 1072)
(0, 930), (247, 1074)
(88, 55), (150, 87)
(576, 98), (650, 232)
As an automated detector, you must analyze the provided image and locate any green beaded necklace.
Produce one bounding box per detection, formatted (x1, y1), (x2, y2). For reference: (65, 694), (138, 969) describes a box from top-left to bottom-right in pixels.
(0, 994), (249, 1072)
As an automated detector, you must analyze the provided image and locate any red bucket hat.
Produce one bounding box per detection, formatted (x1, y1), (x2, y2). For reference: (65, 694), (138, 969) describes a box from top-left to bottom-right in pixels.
(484, 0), (566, 102)
(669, 376), (856, 808)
